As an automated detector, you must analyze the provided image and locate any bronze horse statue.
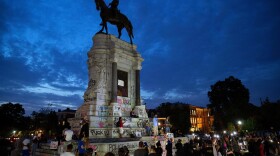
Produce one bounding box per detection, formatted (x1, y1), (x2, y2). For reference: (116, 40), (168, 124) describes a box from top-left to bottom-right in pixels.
(94, 0), (134, 44)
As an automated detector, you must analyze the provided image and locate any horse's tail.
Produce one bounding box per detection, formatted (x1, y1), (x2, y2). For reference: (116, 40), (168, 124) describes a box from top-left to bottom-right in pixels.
(128, 19), (134, 39)
(119, 13), (134, 39)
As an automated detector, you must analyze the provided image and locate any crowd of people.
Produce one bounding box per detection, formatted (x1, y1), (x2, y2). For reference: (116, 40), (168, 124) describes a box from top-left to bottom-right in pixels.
(172, 132), (280, 156)
(102, 140), (165, 156)
(6, 111), (280, 156)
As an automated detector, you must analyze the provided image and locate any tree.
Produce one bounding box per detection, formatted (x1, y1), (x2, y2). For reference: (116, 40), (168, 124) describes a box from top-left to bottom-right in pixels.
(156, 102), (190, 134)
(227, 122), (236, 132)
(258, 98), (280, 131)
(31, 107), (58, 137)
(242, 117), (257, 132)
(0, 102), (29, 137)
(207, 76), (251, 131)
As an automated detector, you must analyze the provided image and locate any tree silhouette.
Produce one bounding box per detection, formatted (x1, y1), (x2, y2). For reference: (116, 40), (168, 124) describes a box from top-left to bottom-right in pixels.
(0, 102), (29, 137)
(258, 98), (280, 130)
(207, 76), (250, 131)
(31, 107), (58, 137)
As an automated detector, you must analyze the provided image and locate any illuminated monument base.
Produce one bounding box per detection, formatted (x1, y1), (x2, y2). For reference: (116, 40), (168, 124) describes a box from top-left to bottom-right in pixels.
(69, 34), (150, 155)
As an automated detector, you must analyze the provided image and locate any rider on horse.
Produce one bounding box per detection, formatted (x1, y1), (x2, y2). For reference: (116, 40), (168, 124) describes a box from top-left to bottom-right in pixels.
(95, 0), (134, 44)
(108, 0), (119, 18)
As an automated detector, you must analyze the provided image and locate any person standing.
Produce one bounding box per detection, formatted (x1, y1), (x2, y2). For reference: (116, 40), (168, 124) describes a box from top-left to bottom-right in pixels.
(257, 138), (265, 156)
(64, 126), (74, 142)
(77, 137), (86, 156)
(118, 146), (129, 156)
(31, 136), (38, 156)
(165, 116), (171, 134)
(153, 114), (158, 136)
(79, 119), (89, 139)
(145, 120), (152, 136)
(60, 144), (75, 156)
(175, 139), (183, 156)
(22, 136), (31, 156)
(105, 152), (115, 156)
(155, 141), (163, 156)
(166, 140), (173, 156)
(117, 117), (125, 138)
(148, 145), (157, 156)
(134, 141), (148, 156)
(123, 146), (129, 156)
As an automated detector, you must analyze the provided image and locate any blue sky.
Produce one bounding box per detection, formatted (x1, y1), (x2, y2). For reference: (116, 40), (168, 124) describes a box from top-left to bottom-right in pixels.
(1, 0), (280, 115)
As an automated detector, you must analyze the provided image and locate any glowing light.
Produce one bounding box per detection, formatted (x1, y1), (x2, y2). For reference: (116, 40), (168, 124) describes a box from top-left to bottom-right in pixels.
(237, 121), (242, 125)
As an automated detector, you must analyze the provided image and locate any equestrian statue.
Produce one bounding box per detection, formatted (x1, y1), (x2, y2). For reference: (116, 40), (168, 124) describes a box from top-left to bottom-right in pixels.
(94, 0), (134, 44)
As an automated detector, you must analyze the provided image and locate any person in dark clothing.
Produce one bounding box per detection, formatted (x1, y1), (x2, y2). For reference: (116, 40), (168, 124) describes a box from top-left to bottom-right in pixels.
(79, 119), (89, 139)
(166, 140), (173, 156)
(149, 145), (157, 156)
(183, 140), (194, 156)
(108, 0), (119, 18)
(263, 137), (271, 156)
(155, 141), (163, 156)
(118, 147), (126, 156)
(134, 141), (148, 156)
(248, 138), (255, 156)
(175, 139), (183, 156)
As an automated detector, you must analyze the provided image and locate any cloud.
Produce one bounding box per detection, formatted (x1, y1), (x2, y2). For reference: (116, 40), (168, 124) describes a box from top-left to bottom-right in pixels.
(20, 83), (84, 97)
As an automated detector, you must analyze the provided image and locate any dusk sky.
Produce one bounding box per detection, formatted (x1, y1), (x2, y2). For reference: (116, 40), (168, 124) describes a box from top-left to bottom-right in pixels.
(1, 0), (280, 115)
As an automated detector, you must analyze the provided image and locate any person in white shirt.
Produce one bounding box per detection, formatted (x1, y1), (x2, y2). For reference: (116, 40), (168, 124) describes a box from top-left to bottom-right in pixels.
(64, 126), (74, 142)
(60, 144), (75, 156)
(22, 137), (31, 156)
(153, 114), (159, 136)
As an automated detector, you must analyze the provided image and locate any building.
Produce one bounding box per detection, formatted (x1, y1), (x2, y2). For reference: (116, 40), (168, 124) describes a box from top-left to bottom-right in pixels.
(56, 108), (76, 127)
(189, 105), (214, 133)
(147, 104), (214, 134)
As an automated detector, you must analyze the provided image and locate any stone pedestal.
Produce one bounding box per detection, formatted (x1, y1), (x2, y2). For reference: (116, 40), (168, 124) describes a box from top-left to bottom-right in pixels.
(68, 34), (149, 154)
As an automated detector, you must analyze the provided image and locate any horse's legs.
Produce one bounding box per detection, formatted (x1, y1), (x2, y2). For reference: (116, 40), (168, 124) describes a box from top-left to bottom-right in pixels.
(125, 28), (133, 44)
(98, 19), (108, 34)
(129, 36), (133, 45)
(104, 22), (108, 34)
(117, 25), (122, 39)
(98, 21), (104, 33)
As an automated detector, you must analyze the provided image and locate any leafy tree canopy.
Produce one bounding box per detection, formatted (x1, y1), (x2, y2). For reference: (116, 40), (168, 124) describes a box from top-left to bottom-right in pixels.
(0, 102), (27, 137)
(207, 76), (250, 131)
(31, 107), (58, 135)
(258, 98), (280, 130)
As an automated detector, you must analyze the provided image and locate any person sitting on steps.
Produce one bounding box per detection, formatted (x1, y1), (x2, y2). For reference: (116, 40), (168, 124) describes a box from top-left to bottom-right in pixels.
(130, 108), (138, 118)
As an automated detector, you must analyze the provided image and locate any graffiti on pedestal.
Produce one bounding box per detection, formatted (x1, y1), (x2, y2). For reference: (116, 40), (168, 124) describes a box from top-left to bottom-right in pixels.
(90, 129), (110, 136)
(117, 96), (130, 105)
(137, 119), (146, 128)
(113, 117), (133, 128)
(90, 117), (109, 128)
(108, 142), (138, 155)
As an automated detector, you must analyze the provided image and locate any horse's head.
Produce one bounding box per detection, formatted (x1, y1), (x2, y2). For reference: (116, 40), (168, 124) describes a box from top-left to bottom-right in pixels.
(95, 0), (100, 11)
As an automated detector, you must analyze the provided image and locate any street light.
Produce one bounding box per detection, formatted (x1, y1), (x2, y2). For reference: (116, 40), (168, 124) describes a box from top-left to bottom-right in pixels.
(237, 121), (242, 125)
(237, 120), (242, 132)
